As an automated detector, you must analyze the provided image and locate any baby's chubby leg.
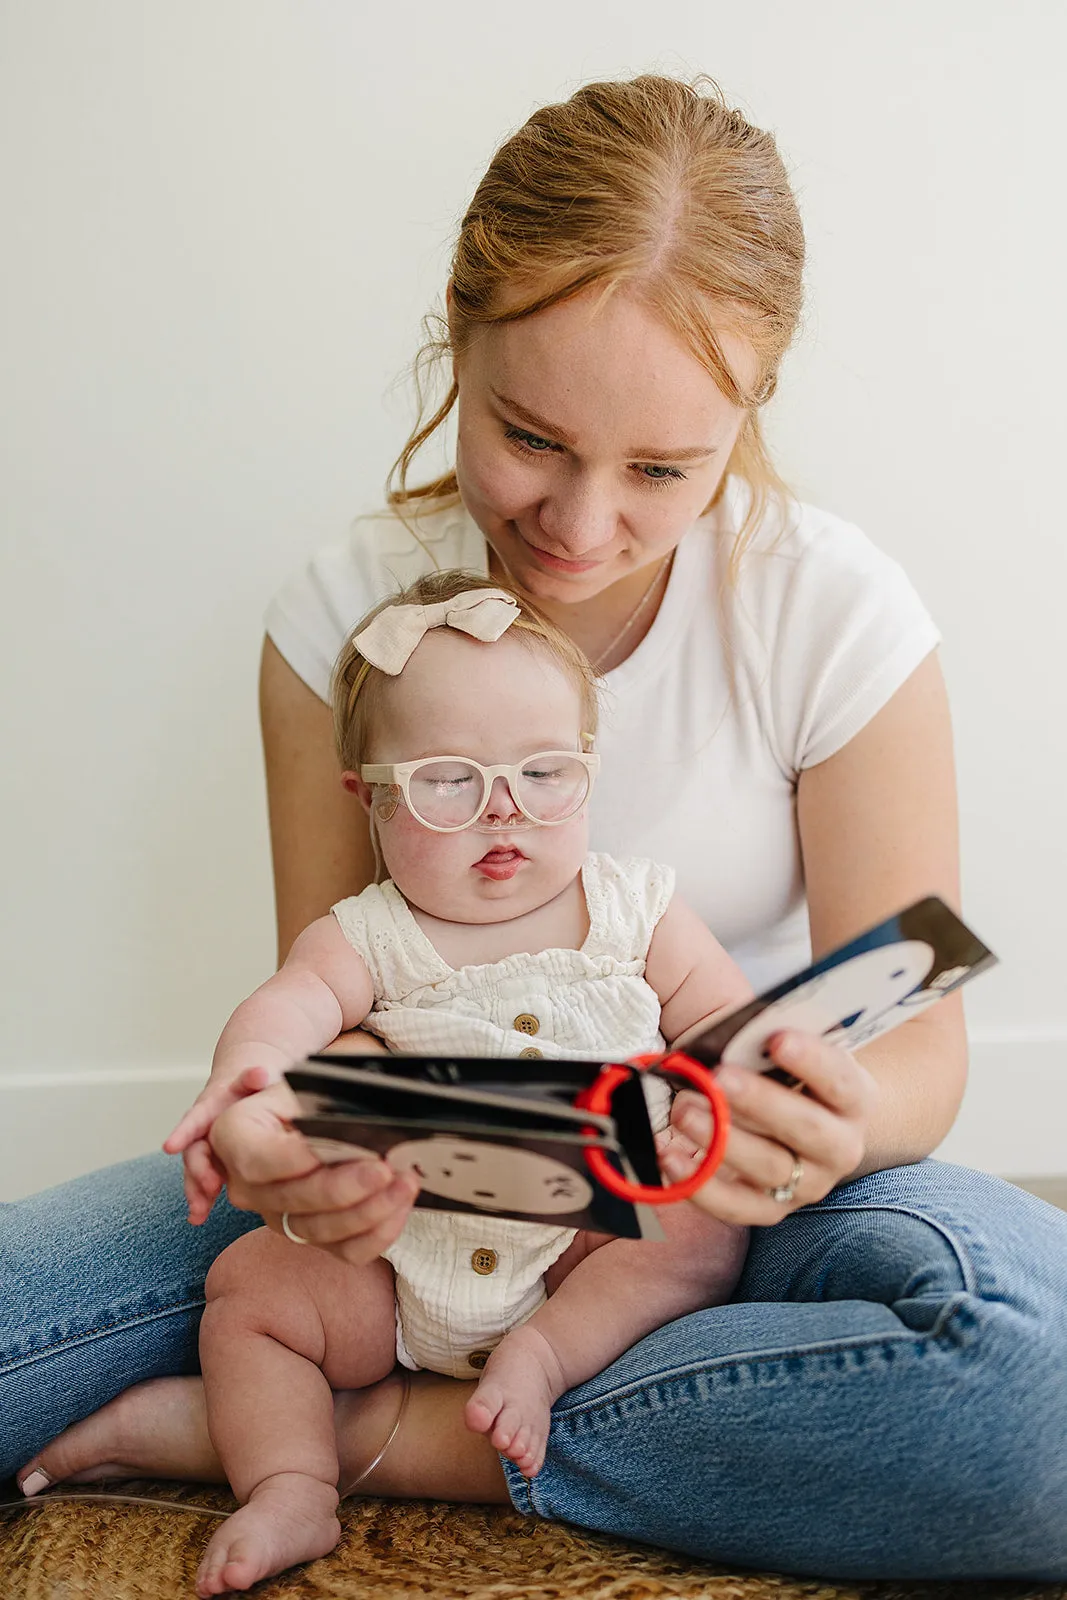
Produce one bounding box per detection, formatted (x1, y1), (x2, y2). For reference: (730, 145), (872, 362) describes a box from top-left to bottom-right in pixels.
(466, 1209), (747, 1478)
(195, 1227), (397, 1597)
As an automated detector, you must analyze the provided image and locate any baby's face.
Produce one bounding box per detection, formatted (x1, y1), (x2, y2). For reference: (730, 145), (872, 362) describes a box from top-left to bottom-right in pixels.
(361, 630), (591, 924)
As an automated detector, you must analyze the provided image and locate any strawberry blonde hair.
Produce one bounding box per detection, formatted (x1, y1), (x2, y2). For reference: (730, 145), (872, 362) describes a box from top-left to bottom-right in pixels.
(331, 569), (600, 772)
(388, 74), (804, 575)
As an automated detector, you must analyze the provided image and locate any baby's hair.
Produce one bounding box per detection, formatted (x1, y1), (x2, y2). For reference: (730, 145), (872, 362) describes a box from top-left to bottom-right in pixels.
(331, 570), (600, 771)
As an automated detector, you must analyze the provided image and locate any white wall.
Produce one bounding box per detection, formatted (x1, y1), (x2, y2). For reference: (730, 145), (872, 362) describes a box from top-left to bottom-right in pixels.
(2, 0), (1065, 1199)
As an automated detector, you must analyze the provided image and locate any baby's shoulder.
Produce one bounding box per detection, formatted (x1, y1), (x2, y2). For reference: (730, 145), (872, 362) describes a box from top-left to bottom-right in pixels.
(581, 853), (676, 960)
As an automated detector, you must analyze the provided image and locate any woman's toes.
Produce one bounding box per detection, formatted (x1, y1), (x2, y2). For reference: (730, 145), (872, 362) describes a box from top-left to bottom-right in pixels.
(17, 1466), (53, 1497)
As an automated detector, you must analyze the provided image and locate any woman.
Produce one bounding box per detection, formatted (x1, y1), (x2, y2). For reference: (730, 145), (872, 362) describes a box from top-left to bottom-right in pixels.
(6, 75), (1067, 1580)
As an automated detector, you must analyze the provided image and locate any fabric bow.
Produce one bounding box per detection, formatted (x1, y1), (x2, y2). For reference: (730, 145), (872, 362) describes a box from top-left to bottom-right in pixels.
(352, 588), (522, 675)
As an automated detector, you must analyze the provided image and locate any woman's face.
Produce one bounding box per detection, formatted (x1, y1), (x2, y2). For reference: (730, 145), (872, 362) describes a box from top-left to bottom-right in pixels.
(454, 287), (757, 604)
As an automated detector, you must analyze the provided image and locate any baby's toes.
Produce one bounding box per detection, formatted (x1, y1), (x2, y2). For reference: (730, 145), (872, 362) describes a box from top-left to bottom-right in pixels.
(513, 1419), (549, 1478)
(195, 1549), (227, 1598)
(486, 1399), (522, 1453)
(195, 1529), (252, 1597)
(464, 1380), (505, 1436)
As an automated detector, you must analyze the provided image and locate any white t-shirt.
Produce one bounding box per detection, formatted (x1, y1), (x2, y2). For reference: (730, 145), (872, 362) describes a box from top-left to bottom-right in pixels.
(265, 480), (940, 993)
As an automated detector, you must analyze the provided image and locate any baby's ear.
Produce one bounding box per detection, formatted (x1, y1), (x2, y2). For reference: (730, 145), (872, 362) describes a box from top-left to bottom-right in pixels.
(341, 772), (374, 813)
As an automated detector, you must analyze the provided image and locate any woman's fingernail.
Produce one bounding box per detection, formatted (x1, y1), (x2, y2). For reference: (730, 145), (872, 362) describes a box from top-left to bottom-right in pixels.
(20, 1469), (52, 1497)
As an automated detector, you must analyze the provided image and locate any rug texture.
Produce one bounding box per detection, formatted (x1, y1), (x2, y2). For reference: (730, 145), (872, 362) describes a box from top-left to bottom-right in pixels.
(0, 1484), (1063, 1600)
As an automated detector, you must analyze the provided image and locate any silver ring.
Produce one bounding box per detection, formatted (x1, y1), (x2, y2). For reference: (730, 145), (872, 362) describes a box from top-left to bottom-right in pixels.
(280, 1211), (308, 1245)
(767, 1151), (804, 1204)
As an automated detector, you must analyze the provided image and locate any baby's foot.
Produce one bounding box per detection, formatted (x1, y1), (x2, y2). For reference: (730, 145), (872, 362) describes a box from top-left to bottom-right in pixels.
(195, 1472), (340, 1597)
(464, 1324), (564, 1478)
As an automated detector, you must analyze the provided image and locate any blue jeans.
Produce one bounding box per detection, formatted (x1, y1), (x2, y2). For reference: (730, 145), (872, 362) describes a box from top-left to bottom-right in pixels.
(1, 1153), (1065, 1579)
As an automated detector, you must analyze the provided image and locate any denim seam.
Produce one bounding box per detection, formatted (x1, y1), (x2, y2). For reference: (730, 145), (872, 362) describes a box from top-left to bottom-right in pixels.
(509, 1294), (974, 1519)
(800, 1202), (978, 1294)
(548, 1292), (972, 1422)
(0, 1295), (206, 1376)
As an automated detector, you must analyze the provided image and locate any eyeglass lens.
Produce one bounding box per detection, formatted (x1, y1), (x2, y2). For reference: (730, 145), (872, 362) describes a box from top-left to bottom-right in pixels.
(407, 756), (590, 829)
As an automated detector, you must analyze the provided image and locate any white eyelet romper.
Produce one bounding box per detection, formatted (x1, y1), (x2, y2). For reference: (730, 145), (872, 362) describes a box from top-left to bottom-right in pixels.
(330, 852), (675, 1379)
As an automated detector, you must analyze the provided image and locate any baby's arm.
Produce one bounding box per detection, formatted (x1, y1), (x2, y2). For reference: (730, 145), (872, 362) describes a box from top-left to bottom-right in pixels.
(467, 1204), (747, 1476)
(165, 914), (373, 1220)
(644, 893), (754, 1047)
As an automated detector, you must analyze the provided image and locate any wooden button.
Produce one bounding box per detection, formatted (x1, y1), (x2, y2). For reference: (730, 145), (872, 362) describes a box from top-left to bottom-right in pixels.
(471, 1247), (498, 1276)
(467, 1349), (491, 1370)
(513, 1013), (540, 1036)
(518, 1046), (543, 1059)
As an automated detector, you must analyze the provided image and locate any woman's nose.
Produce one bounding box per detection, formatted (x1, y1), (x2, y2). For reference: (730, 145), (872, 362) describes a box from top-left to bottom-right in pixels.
(537, 477), (616, 555)
(483, 775), (522, 823)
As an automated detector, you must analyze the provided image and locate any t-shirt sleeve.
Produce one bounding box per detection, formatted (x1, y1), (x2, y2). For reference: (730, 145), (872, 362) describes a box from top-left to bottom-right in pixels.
(753, 513), (941, 775)
(264, 521), (416, 703)
(264, 508), (487, 703)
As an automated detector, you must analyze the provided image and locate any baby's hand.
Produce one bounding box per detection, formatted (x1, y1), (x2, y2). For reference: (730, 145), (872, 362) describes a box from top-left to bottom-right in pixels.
(164, 1066), (273, 1224)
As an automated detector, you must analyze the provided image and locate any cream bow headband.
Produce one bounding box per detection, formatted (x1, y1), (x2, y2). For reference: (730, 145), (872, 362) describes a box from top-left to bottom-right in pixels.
(352, 588), (522, 675)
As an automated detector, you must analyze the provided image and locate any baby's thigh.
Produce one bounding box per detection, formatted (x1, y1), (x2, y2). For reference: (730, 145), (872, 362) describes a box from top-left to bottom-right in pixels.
(203, 1226), (397, 1387)
(543, 1228), (612, 1295)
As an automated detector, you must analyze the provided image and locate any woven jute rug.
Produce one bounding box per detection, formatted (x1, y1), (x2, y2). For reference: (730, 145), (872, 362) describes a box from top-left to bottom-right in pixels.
(0, 1484), (1063, 1600)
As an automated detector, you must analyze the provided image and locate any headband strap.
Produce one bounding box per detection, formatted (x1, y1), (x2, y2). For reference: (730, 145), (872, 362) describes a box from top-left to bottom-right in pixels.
(352, 588), (522, 675)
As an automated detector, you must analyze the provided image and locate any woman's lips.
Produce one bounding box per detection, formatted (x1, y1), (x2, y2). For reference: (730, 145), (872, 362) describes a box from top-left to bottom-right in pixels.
(473, 846), (527, 881)
(526, 547), (602, 574)
(513, 527), (605, 574)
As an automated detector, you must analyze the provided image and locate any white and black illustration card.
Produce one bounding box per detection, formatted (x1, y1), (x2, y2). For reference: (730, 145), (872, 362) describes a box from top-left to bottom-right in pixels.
(284, 896), (995, 1235)
(682, 896), (996, 1078)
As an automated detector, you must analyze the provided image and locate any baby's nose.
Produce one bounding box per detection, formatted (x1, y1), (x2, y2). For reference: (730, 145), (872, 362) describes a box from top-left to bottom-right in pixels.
(483, 775), (522, 821)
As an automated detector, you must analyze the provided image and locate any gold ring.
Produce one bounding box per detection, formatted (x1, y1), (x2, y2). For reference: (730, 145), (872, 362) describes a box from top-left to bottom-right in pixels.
(767, 1151), (804, 1204)
(281, 1211), (308, 1245)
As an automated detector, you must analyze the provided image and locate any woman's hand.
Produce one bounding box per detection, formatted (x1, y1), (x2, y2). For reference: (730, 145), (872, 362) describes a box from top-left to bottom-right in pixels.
(658, 1030), (878, 1223)
(209, 1080), (420, 1264)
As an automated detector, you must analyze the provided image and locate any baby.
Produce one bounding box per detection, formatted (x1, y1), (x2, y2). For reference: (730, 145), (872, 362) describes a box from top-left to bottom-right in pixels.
(169, 571), (754, 1596)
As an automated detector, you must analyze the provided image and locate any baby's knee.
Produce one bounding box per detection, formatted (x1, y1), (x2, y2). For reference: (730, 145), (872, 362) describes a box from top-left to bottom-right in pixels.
(204, 1224), (280, 1304)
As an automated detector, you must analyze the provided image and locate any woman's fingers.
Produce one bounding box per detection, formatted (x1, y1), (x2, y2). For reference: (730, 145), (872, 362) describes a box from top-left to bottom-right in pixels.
(228, 1152), (400, 1218)
(267, 1170), (420, 1264)
(677, 1067), (861, 1177)
(763, 1029), (877, 1116)
(665, 1031), (878, 1223)
(668, 1167), (809, 1227)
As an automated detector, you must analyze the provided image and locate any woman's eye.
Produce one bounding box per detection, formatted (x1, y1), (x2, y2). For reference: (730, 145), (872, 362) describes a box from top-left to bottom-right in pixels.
(636, 463), (686, 486)
(505, 426), (557, 454)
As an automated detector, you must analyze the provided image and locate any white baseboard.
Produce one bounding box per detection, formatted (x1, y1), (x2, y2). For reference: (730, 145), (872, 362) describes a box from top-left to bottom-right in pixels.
(0, 1039), (1064, 1203)
(0, 1066), (204, 1201)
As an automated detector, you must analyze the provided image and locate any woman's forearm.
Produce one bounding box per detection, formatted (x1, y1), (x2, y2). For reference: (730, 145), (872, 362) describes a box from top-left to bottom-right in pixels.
(844, 996), (967, 1179)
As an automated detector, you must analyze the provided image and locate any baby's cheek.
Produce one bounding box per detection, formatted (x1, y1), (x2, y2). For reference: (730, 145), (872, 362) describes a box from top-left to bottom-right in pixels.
(377, 815), (463, 895)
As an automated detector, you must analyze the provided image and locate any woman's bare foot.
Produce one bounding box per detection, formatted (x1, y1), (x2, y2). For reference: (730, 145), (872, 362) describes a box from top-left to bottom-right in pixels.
(464, 1325), (563, 1478)
(17, 1370), (509, 1504)
(195, 1472), (339, 1597)
(16, 1372), (406, 1498)
(17, 1376), (223, 1494)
